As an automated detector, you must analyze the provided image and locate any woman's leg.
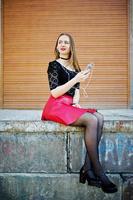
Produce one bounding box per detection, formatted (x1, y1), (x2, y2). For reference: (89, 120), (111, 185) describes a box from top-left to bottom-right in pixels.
(71, 112), (103, 175)
(71, 112), (117, 193)
(94, 112), (104, 144)
(84, 112), (104, 172)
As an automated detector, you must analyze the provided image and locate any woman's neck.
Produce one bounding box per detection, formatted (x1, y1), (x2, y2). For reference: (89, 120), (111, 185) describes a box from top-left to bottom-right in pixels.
(59, 56), (69, 60)
(59, 53), (70, 60)
(57, 59), (75, 71)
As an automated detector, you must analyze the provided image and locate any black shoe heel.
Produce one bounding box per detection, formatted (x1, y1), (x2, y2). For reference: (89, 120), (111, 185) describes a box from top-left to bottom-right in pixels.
(79, 168), (87, 184)
(79, 167), (101, 187)
(79, 175), (86, 184)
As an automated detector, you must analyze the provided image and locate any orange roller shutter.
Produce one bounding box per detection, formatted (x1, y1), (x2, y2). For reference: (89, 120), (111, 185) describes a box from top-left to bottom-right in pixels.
(3, 0), (128, 109)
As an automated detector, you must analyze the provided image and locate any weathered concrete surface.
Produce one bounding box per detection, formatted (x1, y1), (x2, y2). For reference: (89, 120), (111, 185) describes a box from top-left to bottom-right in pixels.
(0, 109), (132, 199)
(0, 120), (133, 133)
(0, 123), (132, 173)
(0, 113), (133, 173)
(0, 132), (67, 173)
(69, 131), (133, 173)
(0, 174), (121, 200)
(99, 133), (133, 172)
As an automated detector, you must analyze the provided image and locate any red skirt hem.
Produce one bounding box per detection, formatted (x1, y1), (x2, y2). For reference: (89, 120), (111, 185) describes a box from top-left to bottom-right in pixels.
(41, 95), (97, 125)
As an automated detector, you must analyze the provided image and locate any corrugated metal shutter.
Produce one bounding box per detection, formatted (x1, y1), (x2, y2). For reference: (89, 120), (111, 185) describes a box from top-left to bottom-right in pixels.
(0, 0), (2, 108)
(3, 0), (128, 109)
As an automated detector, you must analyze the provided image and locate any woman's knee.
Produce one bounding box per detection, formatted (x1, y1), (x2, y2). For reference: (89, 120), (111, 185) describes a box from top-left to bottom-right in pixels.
(89, 115), (98, 128)
(81, 113), (98, 128)
(94, 112), (104, 126)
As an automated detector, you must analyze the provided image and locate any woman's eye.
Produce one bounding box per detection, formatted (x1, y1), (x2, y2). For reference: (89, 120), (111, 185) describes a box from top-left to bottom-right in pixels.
(65, 41), (69, 44)
(58, 40), (62, 44)
(58, 40), (70, 45)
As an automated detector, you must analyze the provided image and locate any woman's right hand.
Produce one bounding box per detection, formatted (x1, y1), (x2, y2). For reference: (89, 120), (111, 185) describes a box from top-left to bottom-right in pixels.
(74, 70), (91, 83)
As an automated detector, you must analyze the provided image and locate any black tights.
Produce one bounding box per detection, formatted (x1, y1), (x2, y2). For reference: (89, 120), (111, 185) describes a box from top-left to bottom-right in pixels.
(71, 112), (104, 176)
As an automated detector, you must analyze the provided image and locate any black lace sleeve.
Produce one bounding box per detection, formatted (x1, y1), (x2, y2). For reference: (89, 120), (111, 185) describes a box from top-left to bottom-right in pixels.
(47, 62), (59, 90)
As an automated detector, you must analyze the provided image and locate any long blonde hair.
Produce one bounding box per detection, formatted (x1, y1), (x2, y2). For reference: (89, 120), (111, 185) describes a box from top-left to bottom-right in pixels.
(54, 33), (81, 72)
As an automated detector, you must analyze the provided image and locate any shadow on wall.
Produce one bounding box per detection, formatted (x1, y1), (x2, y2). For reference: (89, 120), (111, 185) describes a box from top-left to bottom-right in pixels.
(0, 179), (14, 200)
(122, 177), (133, 200)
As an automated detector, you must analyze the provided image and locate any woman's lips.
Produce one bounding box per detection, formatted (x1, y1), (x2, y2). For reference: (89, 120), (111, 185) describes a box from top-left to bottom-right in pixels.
(60, 48), (66, 51)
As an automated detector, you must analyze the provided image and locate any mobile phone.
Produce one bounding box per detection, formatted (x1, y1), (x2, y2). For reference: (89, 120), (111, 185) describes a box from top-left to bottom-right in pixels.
(86, 63), (94, 70)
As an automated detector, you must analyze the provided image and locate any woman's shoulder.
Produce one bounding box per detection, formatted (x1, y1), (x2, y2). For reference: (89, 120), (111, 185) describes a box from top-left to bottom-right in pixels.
(49, 60), (59, 65)
(47, 60), (61, 72)
(48, 60), (61, 67)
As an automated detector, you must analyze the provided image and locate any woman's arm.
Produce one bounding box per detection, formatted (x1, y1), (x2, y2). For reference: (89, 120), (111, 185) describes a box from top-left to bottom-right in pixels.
(51, 76), (78, 98)
(48, 61), (91, 98)
(51, 71), (91, 98)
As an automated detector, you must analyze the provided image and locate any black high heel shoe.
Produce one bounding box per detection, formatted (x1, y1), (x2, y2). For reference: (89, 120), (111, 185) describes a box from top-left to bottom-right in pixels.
(79, 166), (101, 188)
(97, 172), (118, 193)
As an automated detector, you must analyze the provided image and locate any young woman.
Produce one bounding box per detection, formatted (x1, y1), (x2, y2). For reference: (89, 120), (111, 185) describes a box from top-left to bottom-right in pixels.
(41, 33), (117, 193)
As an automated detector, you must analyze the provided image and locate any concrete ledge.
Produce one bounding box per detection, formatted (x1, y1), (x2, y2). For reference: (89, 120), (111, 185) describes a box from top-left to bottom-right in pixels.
(0, 109), (133, 173)
(0, 120), (133, 133)
(0, 109), (133, 133)
(0, 109), (133, 121)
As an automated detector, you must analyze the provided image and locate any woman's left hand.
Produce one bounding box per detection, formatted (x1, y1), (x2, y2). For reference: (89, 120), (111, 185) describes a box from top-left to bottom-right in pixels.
(72, 103), (81, 108)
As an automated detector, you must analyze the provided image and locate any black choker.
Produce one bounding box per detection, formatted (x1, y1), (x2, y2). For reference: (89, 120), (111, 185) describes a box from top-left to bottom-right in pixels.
(59, 57), (69, 60)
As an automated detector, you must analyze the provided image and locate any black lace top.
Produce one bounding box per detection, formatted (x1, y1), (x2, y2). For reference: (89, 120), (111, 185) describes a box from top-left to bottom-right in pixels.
(47, 60), (80, 97)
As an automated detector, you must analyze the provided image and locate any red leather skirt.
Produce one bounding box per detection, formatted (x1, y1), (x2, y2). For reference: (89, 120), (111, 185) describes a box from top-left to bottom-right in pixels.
(41, 95), (97, 125)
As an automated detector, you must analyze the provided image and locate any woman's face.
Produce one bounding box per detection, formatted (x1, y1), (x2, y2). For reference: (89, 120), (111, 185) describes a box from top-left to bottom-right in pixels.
(57, 35), (71, 56)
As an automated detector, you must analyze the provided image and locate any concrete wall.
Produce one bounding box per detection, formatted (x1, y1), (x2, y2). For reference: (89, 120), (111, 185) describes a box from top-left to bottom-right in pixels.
(0, 119), (133, 200)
